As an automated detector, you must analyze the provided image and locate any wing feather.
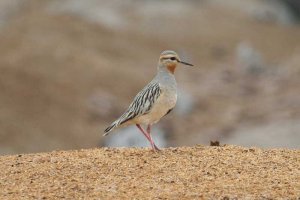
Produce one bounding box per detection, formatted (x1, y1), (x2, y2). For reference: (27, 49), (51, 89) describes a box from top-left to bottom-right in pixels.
(103, 81), (161, 135)
(119, 82), (161, 125)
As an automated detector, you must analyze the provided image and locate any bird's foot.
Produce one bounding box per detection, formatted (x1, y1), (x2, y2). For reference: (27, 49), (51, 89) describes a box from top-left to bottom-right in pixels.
(152, 144), (161, 152)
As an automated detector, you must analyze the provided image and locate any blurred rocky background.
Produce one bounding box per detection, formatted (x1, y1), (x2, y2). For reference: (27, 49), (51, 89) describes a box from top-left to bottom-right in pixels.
(0, 0), (299, 155)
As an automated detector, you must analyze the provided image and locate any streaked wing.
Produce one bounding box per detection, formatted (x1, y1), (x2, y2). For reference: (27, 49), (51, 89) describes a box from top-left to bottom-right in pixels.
(119, 82), (161, 125)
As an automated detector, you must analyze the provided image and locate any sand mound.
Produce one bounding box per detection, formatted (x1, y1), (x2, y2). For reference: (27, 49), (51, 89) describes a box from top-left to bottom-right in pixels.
(1, 145), (299, 199)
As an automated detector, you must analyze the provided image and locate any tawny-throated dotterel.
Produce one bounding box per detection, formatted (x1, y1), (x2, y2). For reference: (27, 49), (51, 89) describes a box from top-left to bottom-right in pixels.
(104, 50), (194, 151)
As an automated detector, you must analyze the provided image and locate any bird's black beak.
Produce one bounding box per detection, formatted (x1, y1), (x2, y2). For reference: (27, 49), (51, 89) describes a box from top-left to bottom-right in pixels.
(179, 60), (194, 66)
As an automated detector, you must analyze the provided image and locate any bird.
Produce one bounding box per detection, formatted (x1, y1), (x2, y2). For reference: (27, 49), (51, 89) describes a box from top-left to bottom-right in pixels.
(103, 50), (194, 151)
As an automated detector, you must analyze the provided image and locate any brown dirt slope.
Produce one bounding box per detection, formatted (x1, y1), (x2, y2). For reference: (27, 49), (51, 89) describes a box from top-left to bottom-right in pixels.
(0, 146), (299, 199)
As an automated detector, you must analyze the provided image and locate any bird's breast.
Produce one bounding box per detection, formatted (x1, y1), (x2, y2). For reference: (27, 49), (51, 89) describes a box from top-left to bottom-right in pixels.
(134, 88), (177, 125)
(159, 87), (177, 109)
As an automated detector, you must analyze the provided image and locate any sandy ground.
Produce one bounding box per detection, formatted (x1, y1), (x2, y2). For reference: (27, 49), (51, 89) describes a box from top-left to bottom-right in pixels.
(0, 146), (299, 199)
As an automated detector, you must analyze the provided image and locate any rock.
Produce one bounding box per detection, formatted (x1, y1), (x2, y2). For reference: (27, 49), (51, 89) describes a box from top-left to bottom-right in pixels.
(251, 0), (297, 25)
(0, 0), (25, 28)
(48, 0), (130, 30)
(236, 42), (265, 76)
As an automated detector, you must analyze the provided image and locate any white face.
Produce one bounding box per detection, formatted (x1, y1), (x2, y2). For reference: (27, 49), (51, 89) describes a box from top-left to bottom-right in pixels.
(160, 55), (180, 66)
(159, 51), (193, 67)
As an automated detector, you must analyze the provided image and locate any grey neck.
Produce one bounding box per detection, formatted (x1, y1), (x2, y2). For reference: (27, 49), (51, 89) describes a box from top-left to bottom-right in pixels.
(155, 63), (177, 87)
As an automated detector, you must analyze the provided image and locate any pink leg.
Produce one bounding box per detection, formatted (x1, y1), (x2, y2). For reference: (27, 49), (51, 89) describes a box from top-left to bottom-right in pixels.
(136, 124), (159, 151)
(147, 125), (160, 151)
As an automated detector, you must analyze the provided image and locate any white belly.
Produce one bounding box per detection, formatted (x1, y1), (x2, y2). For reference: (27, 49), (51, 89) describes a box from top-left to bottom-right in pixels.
(133, 91), (177, 125)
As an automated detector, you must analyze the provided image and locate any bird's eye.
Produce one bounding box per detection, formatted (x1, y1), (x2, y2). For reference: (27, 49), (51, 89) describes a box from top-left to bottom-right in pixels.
(170, 57), (176, 61)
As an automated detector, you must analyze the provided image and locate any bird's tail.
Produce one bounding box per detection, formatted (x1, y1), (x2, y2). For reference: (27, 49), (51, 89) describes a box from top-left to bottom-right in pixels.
(103, 120), (119, 136)
(103, 111), (132, 136)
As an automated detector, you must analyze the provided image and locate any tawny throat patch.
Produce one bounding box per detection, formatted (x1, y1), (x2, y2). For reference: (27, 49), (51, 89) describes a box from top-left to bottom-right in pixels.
(167, 63), (177, 74)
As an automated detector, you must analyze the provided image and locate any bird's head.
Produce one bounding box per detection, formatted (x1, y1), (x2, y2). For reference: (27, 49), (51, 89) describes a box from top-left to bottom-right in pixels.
(158, 50), (193, 74)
